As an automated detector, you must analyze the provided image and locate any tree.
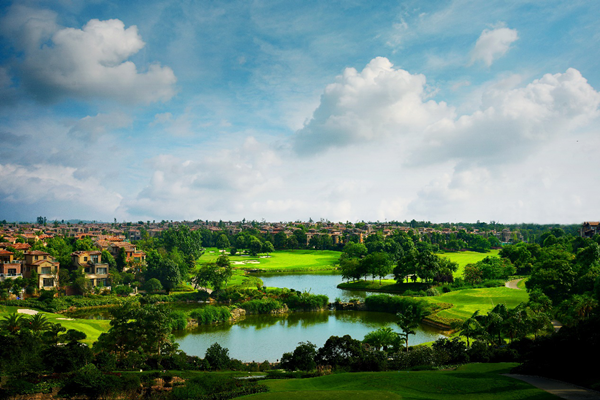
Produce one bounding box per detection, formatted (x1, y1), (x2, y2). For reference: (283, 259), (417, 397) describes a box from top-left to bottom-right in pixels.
(216, 234), (230, 251)
(116, 247), (127, 272)
(94, 304), (176, 358)
(262, 241), (275, 256)
(281, 341), (317, 371)
(144, 278), (163, 293)
(361, 252), (392, 283)
(396, 304), (431, 352)
(463, 264), (484, 285)
(363, 327), (404, 352)
(192, 256), (233, 292)
(315, 335), (364, 369)
(341, 242), (368, 260)
(456, 310), (484, 347)
(340, 257), (362, 282)
(248, 236), (263, 256)
(205, 342), (230, 370)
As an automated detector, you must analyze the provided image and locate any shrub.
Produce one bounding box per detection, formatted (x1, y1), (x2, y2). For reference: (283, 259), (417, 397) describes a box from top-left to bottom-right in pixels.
(240, 298), (283, 314)
(170, 310), (188, 331)
(189, 306), (232, 325)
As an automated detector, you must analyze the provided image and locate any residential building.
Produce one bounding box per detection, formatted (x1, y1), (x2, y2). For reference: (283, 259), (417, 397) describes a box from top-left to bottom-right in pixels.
(0, 250), (23, 281)
(71, 250), (110, 288)
(22, 250), (59, 290)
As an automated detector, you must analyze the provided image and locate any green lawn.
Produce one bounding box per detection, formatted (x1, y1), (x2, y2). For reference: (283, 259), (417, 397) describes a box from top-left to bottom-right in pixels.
(254, 363), (556, 400)
(200, 248), (341, 272)
(422, 287), (529, 325)
(439, 250), (500, 277)
(0, 305), (110, 345)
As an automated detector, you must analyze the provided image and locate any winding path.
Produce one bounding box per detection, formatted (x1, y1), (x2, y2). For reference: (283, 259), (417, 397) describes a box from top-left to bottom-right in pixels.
(505, 375), (600, 400)
(505, 278), (524, 289)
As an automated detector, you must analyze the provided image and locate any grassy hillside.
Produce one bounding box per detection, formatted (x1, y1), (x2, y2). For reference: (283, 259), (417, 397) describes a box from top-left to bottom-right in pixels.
(439, 249), (500, 277)
(422, 287), (529, 326)
(200, 248), (341, 272)
(255, 363), (556, 400)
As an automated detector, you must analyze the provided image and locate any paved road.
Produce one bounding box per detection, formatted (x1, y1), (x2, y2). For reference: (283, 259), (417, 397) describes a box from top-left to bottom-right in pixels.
(505, 375), (600, 400)
(505, 278), (524, 289)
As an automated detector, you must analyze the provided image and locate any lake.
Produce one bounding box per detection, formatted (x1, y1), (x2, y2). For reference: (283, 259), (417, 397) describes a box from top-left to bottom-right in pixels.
(253, 272), (393, 302)
(174, 310), (442, 362)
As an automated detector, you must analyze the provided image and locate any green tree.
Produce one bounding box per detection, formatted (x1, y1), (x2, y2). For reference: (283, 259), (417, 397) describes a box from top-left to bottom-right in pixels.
(204, 342), (230, 370)
(192, 256), (233, 292)
(262, 241), (275, 256)
(396, 304), (431, 352)
(281, 341), (317, 371)
(363, 327), (404, 352)
(144, 278), (163, 293)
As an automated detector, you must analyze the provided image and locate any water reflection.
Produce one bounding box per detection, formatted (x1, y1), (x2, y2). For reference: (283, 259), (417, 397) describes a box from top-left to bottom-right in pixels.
(175, 310), (442, 362)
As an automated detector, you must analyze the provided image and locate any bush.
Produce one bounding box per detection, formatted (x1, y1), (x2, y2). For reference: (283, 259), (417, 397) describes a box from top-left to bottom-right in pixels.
(205, 342), (230, 371)
(113, 285), (133, 296)
(365, 294), (429, 314)
(170, 310), (189, 331)
(240, 298), (283, 314)
(426, 288), (440, 296)
(190, 306), (232, 325)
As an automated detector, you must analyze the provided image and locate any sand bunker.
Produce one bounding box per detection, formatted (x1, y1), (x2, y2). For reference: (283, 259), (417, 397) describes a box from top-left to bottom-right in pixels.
(17, 309), (38, 315)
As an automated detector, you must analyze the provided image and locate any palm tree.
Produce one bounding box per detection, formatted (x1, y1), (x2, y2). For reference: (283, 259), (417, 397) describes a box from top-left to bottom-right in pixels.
(28, 313), (52, 334)
(0, 312), (25, 334)
(396, 303), (431, 352)
(456, 310), (483, 347)
(363, 327), (404, 352)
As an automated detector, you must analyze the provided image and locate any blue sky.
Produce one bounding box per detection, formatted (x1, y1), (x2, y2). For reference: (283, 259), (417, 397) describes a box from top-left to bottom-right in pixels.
(1, 0), (599, 223)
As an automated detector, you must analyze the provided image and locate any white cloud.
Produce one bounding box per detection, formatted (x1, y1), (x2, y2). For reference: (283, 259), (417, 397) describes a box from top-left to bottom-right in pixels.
(414, 68), (600, 166)
(2, 6), (177, 104)
(470, 26), (518, 67)
(125, 137), (282, 219)
(0, 163), (123, 217)
(293, 57), (454, 155)
(68, 112), (132, 141)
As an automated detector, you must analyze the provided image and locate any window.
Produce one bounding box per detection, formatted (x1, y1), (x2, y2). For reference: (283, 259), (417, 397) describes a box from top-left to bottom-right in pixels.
(8, 269), (16, 276)
(84, 257), (88, 261)
(41, 267), (52, 274)
(42, 278), (54, 287)
(91, 255), (99, 263)
(85, 267), (92, 274)
(96, 268), (108, 275)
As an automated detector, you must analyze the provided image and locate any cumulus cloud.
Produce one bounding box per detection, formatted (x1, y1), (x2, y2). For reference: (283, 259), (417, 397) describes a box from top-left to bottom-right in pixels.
(470, 26), (518, 67)
(1, 5), (177, 103)
(0, 163), (123, 217)
(68, 112), (132, 141)
(414, 68), (600, 166)
(293, 57), (454, 155)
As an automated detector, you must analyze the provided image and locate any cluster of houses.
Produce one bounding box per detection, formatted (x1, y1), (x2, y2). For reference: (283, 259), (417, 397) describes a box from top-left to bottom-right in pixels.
(0, 227), (147, 291)
(3, 218), (591, 293)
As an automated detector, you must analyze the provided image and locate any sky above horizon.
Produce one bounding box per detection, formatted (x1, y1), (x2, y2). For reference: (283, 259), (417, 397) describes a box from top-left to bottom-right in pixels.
(1, 0), (599, 224)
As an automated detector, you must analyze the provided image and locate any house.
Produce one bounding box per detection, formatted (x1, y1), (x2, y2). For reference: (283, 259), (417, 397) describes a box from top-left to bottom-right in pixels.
(581, 222), (600, 238)
(0, 250), (23, 282)
(71, 251), (110, 288)
(22, 250), (59, 290)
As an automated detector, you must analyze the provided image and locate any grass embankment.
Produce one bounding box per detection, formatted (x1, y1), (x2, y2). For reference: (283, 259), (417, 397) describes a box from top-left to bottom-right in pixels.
(439, 249), (500, 277)
(257, 363), (556, 400)
(421, 287), (529, 327)
(200, 248), (341, 272)
(0, 305), (109, 345)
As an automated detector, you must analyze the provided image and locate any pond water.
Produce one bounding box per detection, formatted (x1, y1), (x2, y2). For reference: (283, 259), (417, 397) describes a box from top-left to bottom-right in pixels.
(253, 272), (394, 302)
(174, 310), (442, 362)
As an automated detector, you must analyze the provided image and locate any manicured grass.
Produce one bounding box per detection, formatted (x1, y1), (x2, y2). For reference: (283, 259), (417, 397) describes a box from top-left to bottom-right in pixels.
(0, 305), (110, 345)
(439, 249), (500, 277)
(255, 363), (556, 400)
(518, 278), (528, 290)
(200, 248), (341, 272)
(422, 287), (529, 325)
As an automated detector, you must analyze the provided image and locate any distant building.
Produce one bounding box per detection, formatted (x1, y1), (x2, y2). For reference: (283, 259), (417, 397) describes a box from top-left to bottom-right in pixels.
(581, 222), (600, 238)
